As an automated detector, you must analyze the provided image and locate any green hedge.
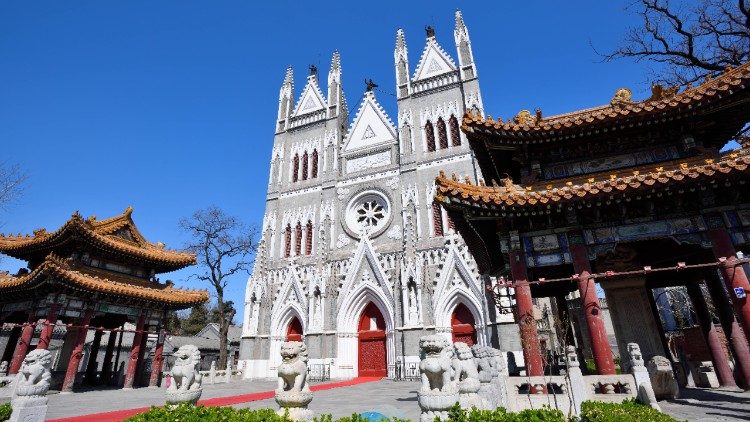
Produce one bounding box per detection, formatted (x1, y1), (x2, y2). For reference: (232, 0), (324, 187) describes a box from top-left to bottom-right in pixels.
(0, 403), (11, 422)
(580, 399), (679, 422)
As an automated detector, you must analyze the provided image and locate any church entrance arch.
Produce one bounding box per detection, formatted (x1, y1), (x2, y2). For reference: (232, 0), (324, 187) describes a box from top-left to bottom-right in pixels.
(451, 303), (477, 346)
(286, 316), (303, 342)
(357, 302), (387, 377)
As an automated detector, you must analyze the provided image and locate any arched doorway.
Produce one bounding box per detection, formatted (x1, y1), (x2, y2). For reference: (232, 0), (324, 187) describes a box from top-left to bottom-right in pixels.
(358, 302), (387, 377)
(451, 303), (477, 346)
(286, 316), (303, 342)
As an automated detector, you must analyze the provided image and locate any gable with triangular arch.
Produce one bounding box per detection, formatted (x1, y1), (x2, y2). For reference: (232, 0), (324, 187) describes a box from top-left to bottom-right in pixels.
(292, 77), (327, 117)
(343, 92), (396, 152)
(412, 38), (457, 81)
(272, 267), (308, 318)
(338, 236), (395, 308)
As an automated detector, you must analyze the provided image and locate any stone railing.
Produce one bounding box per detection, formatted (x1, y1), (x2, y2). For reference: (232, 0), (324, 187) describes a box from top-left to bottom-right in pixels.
(411, 71), (459, 94)
(288, 110), (327, 129)
(504, 376), (572, 413)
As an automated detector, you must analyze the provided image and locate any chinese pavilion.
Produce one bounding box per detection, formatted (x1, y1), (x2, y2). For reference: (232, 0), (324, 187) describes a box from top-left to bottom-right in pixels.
(0, 207), (208, 392)
(436, 62), (750, 389)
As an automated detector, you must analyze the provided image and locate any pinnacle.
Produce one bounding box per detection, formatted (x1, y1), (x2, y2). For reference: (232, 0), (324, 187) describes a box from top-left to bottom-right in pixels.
(455, 9), (465, 31)
(395, 28), (406, 51)
(283, 65), (294, 85)
(330, 50), (341, 72)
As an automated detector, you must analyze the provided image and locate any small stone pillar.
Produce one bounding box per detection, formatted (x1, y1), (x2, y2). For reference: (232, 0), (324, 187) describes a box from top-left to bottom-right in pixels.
(275, 341), (313, 421)
(208, 361), (216, 384)
(224, 362), (232, 383)
(9, 349), (52, 422)
(565, 346), (585, 416)
(123, 313), (146, 389)
(627, 343), (660, 411)
(165, 345), (203, 406)
(8, 312), (36, 375)
(508, 243), (544, 378)
(417, 335), (458, 422)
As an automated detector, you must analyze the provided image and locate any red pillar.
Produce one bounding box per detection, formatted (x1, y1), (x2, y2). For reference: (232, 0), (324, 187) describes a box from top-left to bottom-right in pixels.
(509, 249), (544, 377)
(569, 242), (616, 375)
(148, 330), (165, 387)
(61, 308), (94, 393)
(708, 226), (750, 341)
(123, 313), (145, 389)
(8, 311), (37, 375)
(36, 304), (61, 351)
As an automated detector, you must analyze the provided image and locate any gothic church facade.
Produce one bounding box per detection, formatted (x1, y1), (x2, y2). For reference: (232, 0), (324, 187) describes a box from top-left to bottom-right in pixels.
(241, 11), (520, 379)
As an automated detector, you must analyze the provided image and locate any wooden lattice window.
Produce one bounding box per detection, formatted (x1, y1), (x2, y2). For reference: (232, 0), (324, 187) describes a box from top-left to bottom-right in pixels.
(305, 220), (313, 255)
(450, 115), (461, 146)
(295, 222), (302, 256)
(301, 152), (309, 181)
(425, 120), (436, 152)
(284, 224), (292, 258)
(311, 150), (319, 178)
(437, 118), (448, 149)
(432, 202), (444, 237)
(292, 154), (299, 182)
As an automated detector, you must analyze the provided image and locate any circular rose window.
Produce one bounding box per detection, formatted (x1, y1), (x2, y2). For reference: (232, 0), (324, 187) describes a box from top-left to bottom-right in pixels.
(345, 190), (391, 237)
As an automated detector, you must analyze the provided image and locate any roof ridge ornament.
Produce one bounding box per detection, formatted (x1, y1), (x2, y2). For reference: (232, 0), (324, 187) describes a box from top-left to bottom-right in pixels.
(610, 87), (633, 106)
(425, 25), (435, 38)
(365, 79), (378, 93)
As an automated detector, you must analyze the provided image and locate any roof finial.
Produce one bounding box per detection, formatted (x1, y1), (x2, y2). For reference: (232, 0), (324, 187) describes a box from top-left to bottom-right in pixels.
(309, 64), (318, 77)
(425, 25), (435, 38)
(365, 79), (378, 93)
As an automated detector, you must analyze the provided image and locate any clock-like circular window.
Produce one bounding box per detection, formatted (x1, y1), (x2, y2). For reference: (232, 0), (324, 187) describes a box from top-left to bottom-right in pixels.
(345, 190), (391, 237)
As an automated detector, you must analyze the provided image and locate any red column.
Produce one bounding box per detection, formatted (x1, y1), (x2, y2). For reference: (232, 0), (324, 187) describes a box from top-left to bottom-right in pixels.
(36, 304), (61, 350)
(123, 313), (145, 389)
(708, 226), (750, 341)
(61, 308), (94, 393)
(148, 330), (165, 387)
(569, 242), (616, 375)
(8, 311), (37, 375)
(509, 249), (544, 377)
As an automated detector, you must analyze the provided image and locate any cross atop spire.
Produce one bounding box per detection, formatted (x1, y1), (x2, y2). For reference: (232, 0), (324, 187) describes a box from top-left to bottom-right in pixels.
(309, 64), (318, 76)
(425, 25), (435, 38)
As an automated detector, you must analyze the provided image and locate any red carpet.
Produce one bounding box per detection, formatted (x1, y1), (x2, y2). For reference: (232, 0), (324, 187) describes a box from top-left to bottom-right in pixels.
(47, 377), (381, 422)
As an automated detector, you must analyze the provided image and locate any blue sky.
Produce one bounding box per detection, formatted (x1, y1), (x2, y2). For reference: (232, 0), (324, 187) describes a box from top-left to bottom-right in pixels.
(1, 1), (662, 313)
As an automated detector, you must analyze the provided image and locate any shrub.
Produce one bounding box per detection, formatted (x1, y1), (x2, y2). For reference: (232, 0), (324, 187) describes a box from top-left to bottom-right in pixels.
(580, 399), (679, 422)
(126, 404), (285, 421)
(444, 403), (566, 422)
(0, 403), (11, 422)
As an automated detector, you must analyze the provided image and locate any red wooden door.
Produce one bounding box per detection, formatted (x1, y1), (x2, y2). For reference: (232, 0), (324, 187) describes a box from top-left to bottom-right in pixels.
(451, 303), (477, 346)
(286, 317), (303, 342)
(357, 303), (387, 377)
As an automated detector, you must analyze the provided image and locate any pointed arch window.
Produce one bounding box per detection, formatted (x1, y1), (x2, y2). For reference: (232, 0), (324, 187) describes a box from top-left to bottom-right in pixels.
(284, 224), (292, 258)
(311, 150), (319, 178)
(425, 120), (436, 152)
(292, 154), (300, 182)
(432, 202), (444, 237)
(295, 222), (302, 256)
(437, 118), (448, 149)
(301, 152), (309, 181)
(305, 220), (313, 255)
(449, 115), (461, 146)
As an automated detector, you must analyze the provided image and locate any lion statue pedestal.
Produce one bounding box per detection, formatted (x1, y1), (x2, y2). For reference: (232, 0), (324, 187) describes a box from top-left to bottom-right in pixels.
(9, 349), (52, 422)
(418, 335), (459, 422)
(165, 345), (203, 406)
(275, 341), (314, 421)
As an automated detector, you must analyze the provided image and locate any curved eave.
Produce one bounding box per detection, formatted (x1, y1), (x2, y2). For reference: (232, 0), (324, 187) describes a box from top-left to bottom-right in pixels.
(435, 150), (750, 212)
(0, 255), (208, 309)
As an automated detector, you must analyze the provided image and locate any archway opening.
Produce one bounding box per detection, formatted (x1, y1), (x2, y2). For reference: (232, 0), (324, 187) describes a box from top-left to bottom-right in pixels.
(357, 302), (387, 377)
(286, 316), (303, 342)
(451, 303), (477, 346)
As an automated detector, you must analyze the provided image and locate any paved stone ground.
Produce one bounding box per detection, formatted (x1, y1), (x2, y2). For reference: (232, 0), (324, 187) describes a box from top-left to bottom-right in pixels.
(2, 379), (748, 421)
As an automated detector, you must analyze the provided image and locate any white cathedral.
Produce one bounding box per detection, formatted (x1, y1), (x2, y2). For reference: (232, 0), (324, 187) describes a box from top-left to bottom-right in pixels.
(240, 11), (525, 380)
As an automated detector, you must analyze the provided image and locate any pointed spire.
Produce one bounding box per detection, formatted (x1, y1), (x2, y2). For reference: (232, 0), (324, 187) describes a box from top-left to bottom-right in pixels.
(396, 28), (407, 53)
(330, 50), (341, 73)
(277, 66), (295, 131)
(394, 28), (410, 97)
(328, 50), (344, 118)
(283, 65), (294, 86)
(453, 9), (477, 79)
(455, 9), (466, 35)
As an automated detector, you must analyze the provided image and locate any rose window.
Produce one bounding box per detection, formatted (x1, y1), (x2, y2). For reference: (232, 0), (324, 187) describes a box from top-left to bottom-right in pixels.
(345, 191), (391, 237)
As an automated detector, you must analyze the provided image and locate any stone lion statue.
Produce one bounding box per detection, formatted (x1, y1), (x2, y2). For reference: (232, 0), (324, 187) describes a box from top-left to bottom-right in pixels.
(275, 341), (313, 421)
(418, 335), (458, 422)
(166, 345), (203, 405)
(452, 342), (487, 410)
(13, 349), (52, 399)
(647, 356), (679, 400)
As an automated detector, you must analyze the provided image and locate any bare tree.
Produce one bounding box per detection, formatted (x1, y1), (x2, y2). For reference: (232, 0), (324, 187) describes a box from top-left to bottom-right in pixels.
(604, 0), (750, 85)
(180, 207), (258, 369)
(0, 162), (26, 211)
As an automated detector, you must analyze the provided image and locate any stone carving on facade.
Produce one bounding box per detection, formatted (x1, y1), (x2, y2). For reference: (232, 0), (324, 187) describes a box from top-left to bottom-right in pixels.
(418, 335), (458, 422)
(9, 349), (52, 422)
(335, 233), (351, 248)
(275, 341), (314, 421)
(386, 225), (402, 240)
(336, 187), (350, 200)
(646, 356), (679, 400)
(386, 176), (400, 190)
(452, 342), (488, 410)
(166, 345), (203, 405)
(345, 151), (391, 174)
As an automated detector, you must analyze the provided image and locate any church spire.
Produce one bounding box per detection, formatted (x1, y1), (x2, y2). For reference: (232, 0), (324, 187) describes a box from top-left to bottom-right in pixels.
(454, 9), (477, 80)
(277, 66), (294, 132)
(328, 50), (344, 118)
(394, 28), (410, 98)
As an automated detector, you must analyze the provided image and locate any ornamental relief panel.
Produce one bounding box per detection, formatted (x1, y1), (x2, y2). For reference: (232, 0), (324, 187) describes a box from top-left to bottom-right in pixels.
(345, 151), (391, 174)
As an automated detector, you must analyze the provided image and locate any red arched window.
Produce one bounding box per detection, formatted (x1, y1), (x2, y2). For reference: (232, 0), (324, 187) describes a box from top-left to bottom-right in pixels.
(311, 150), (319, 178)
(449, 115), (461, 146)
(284, 224), (292, 258)
(437, 118), (448, 149)
(425, 120), (436, 152)
(305, 220), (313, 255)
(287, 317), (303, 342)
(295, 222), (302, 256)
(301, 152), (309, 181)
(292, 154), (300, 182)
(432, 202), (444, 237)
